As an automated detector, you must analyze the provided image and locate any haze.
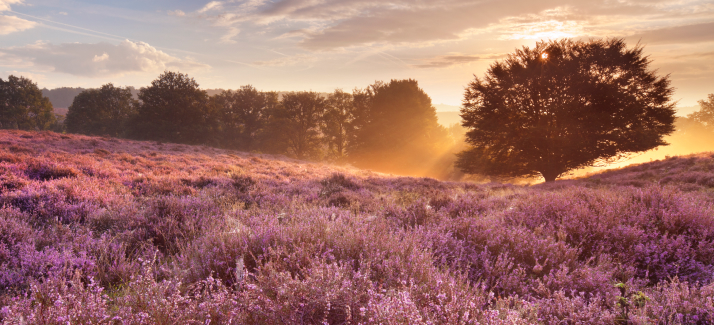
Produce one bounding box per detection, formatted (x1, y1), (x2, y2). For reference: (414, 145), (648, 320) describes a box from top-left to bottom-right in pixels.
(0, 0), (712, 110)
(2, 0), (714, 181)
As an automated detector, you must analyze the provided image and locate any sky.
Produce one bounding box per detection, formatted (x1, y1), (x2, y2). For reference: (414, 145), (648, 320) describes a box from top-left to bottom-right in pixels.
(0, 0), (713, 113)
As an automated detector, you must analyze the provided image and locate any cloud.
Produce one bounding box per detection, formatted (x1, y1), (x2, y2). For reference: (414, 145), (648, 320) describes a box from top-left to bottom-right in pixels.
(495, 14), (585, 40)
(0, 0), (23, 12)
(626, 22), (714, 45)
(92, 53), (109, 62)
(671, 51), (714, 60)
(654, 47), (714, 81)
(199, 1), (224, 13)
(275, 1), (526, 50)
(0, 40), (210, 77)
(414, 53), (505, 68)
(1, 70), (46, 84)
(0, 14), (35, 34)
(252, 54), (317, 67)
(0, 0), (36, 35)
(275, 29), (311, 39)
(168, 10), (186, 17)
(194, 0), (714, 50)
(219, 27), (240, 44)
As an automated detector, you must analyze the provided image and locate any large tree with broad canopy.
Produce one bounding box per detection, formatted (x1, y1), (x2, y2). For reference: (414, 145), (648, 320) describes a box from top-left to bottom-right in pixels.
(457, 38), (676, 182)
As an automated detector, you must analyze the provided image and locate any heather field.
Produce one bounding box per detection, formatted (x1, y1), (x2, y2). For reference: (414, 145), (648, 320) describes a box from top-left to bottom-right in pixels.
(0, 130), (713, 324)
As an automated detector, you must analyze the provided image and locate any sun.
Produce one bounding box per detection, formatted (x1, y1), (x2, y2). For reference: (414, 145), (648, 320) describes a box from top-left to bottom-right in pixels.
(541, 52), (548, 59)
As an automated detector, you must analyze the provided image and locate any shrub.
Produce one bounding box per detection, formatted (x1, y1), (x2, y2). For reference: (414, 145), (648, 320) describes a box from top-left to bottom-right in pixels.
(1, 130), (713, 323)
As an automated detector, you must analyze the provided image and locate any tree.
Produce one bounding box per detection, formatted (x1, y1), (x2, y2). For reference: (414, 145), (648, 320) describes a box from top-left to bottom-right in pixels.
(0, 75), (56, 130)
(213, 85), (278, 151)
(65, 83), (137, 137)
(131, 71), (213, 144)
(266, 91), (326, 160)
(457, 38), (676, 182)
(688, 94), (714, 131)
(348, 83), (377, 156)
(322, 89), (354, 160)
(349, 79), (447, 174)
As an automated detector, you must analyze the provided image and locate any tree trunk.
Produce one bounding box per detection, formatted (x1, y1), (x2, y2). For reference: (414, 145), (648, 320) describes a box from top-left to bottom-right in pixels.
(541, 171), (559, 183)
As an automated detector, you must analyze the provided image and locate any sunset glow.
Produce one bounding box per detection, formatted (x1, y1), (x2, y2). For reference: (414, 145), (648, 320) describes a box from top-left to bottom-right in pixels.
(2, 2), (714, 319)
(0, 0), (711, 109)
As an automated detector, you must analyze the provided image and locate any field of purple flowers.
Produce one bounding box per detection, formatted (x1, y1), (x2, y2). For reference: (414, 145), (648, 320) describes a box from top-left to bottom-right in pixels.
(0, 129), (712, 324)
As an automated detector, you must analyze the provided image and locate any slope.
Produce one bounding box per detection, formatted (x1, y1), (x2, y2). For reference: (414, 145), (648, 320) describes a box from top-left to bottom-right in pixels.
(0, 130), (712, 324)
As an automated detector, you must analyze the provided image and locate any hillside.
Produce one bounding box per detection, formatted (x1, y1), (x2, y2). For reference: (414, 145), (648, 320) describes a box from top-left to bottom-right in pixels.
(0, 130), (712, 324)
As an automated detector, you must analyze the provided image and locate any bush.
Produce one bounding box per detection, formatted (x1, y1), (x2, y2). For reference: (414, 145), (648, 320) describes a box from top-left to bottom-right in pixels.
(2, 130), (714, 323)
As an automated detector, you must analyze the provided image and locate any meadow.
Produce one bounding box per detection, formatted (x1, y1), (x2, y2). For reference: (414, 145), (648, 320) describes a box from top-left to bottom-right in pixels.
(0, 129), (712, 324)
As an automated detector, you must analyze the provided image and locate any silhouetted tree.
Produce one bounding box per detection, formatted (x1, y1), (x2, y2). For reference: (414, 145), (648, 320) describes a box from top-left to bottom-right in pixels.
(0, 75), (55, 130)
(322, 89), (354, 160)
(688, 94), (714, 131)
(266, 91), (326, 159)
(349, 79), (447, 174)
(348, 84), (377, 155)
(213, 85), (278, 150)
(65, 83), (137, 137)
(131, 71), (214, 144)
(457, 38), (676, 182)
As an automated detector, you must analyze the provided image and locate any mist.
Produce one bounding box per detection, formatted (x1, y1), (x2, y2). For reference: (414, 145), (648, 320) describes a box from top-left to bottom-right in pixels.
(429, 111), (714, 184)
(570, 116), (714, 179)
(37, 81), (714, 184)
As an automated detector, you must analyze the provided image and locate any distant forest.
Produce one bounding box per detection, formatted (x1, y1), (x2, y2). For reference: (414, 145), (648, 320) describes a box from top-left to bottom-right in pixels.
(36, 72), (472, 180)
(43, 87), (239, 109)
(7, 67), (708, 182)
(42, 87), (463, 127)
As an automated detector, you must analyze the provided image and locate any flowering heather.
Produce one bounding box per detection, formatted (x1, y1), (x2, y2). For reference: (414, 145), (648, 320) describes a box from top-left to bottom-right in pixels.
(0, 129), (713, 324)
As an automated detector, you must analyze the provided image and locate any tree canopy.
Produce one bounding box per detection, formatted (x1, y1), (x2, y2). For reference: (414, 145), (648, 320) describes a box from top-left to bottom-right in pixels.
(55, 72), (461, 179)
(688, 94), (714, 131)
(0, 75), (56, 130)
(457, 38), (676, 182)
(131, 71), (213, 144)
(213, 86), (278, 151)
(274, 91), (327, 160)
(350, 79), (447, 174)
(322, 89), (354, 160)
(65, 83), (136, 137)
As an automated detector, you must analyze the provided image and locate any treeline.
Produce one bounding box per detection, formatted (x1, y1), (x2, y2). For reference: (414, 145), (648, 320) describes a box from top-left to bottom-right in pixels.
(0, 76), (63, 131)
(41, 86), (230, 108)
(2, 72), (464, 178)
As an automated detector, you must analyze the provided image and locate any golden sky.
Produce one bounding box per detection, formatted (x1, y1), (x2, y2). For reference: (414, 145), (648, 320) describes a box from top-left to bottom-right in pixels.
(1, 0), (713, 111)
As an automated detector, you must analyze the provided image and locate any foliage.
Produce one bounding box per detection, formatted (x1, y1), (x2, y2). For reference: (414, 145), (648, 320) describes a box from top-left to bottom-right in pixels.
(57, 73), (465, 179)
(267, 91), (326, 160)
(457, 38), (676, 182)
(213, 85), (278, 151)
(688, 93), (714, 131)
(1, 130), (713, 323)
(349, 79), (449, 174)
(0, 75), (56, 131)
(614, 282), (650, 324)
(130, 71), (214, 144)
(65, 83), (137, 137)
(322, 89), (354, 160)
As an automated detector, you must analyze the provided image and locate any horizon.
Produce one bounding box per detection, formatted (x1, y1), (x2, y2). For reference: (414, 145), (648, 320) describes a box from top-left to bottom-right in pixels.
(35, 84), (709, 116)
(0, 0), (712, 109)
